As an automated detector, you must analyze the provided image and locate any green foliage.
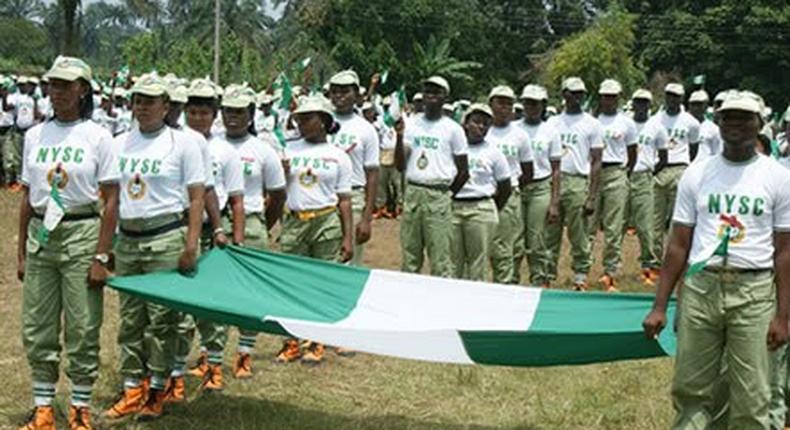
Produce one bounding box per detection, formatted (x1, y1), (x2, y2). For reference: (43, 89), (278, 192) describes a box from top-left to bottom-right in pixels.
(0, 18), (52, 72)
(540, 11), (645, 100)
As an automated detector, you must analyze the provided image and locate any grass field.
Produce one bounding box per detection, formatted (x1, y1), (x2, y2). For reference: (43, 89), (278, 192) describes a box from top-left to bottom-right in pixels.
(0, 190), (675, 429)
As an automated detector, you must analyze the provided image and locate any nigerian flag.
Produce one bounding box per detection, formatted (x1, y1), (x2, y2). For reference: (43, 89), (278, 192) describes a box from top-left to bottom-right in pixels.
(109, 247), (676, 367)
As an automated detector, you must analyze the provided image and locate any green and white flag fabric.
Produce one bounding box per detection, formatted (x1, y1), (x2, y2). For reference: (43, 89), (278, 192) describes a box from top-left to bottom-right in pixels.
(383, 88), (406, 128)
(109, 247), (676, 367)
(685, 214), (739, 277)
(38, 176), (66, 244)
(272, 73), (293, 111)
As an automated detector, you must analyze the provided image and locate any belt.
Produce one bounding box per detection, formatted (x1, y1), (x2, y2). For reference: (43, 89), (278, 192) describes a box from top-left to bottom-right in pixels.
(291, 206), (336, 222)
(32, 212), (99, 222)
(352, 185), (365, 191)
(407, 181), (450, 192)
(120, 220), (184, 238)
(0, 126), (11, 134)
(703, 266), (772, 274)
(561, 172), (587, 178)
(453, 196), (492, 203)
(531, 176), (551, 183)
(602, 162), (624, 169)
(666, 163), (688, 168)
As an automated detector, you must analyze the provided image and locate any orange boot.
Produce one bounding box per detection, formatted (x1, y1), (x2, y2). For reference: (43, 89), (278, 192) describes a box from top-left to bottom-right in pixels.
(599, 274), (619, 292)
(68, 405), (93, 430)
(103, 384), (147, 420)
(187, 351), (209, 378)
(200, 364), (224, 391)
(274, 339), (302, 364)
(137, 388), (167, 422)
(301, 341), (325, 366)
(18, 406), (55, 430)
(233, 353), (253, 379)
(163, 376), (185, 404)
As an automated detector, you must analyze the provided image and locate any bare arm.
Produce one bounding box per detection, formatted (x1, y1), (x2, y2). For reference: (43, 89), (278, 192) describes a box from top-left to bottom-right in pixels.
(265, 189), (285, 231)
(338, 194), (353, 262)
(88, 182), (119, 288)
(179, 185), (205, 274)
(449, 154), (470, 196)
(228, 194), (245, 245)
(17, 186), (33, 281)
(356, 167), (379, 245)
(769, 232), (790, 350)
(654, 149), (668, 174)
(626, 145), (637, 174)
(203, 187), (226, 246)
(518, 161), (534, 189)
(689, 143), (699, 162)
(394, 120), (407, 172)
(494, 180), (512, 211)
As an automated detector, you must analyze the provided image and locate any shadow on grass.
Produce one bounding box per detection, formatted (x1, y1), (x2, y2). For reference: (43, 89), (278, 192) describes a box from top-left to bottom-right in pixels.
(93, 392), (546, 430)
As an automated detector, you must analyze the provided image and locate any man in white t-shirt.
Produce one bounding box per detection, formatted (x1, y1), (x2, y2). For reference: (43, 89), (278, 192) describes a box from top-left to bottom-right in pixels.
(329, 70), (380, 266)
(0, 77), (14, 185)
(3, 76), (41, 189)
(588, 79), (637, 291)
(644, 91), (790, 429)
(395, 76), (469, 277)
(688, 90), (722, 163)
(486, 85), (533, 284)
(625, 89), (667, 285)
(650, 82), (701, 265)
(254, 93), (279, 134)
(544, 77), (604, 290)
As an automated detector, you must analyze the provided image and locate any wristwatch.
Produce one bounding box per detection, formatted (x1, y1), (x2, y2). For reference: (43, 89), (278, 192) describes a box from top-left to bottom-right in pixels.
(94, 253), (110, 265)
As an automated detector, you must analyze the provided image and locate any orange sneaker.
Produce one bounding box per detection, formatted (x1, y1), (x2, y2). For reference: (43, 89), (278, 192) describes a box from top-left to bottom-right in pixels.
(9, 183), (22, 193)
(626, 227), (637, 236)
(301, 342), (325, 366)
(572, 282), (588, 291)
(233, 353), (253, 379)
(599, 274), (619, 292)
(163, 376), (185, 404)
(137, 388), (166, 422)
(18, 406), (55, 430)
(68, 405), (93, 430)
(640, 269), (655, 286)
(648, 268), (661, 282)
(103, 384), (147, 420)
(540, 282), (551, 289)
(187, 352), (209, 378)
(334, 347), (356, 357)
(372, 208), (384, 219)
(274, 339), (302, 364)
(200, 364), (224, 391)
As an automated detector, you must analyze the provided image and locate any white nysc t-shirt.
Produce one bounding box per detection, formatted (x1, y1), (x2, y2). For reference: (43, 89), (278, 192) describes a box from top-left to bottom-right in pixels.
(331, 113), (380, 188)
(548, 112), (604, 176)
(22, 119), (119, 211)
(672, 154), (790, 270)
(224, 133), (286, 215)
(115, 126), (206, 220)
(284, 139), (352, 211)
(633, 118), (669, 173)
(207, 134), (244, 210)
(403, 115), (467, 184)
(485, 122), (533, 187)
(518, 120), (563, 181)
(652, 110), (701, 165)
(455, 141), (510, 199)
(693, 119), (722, 163)
(598, 112), (637, 164)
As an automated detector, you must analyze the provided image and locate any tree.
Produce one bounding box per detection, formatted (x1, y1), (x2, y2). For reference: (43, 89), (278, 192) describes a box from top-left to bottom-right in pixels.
(411, 35), (481, 93)
(58, 0), (82, 55)
(0, 0), (43, 20)
(0, 18), (52, 72)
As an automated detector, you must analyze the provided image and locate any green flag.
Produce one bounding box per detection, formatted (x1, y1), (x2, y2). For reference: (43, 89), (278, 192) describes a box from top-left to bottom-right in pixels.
(685, 215), (739, 277)
(276, 73), (293, 111)
(38, 175), (66, 244)
(380, 70), (389, 85)
(383, 87), (406, 127)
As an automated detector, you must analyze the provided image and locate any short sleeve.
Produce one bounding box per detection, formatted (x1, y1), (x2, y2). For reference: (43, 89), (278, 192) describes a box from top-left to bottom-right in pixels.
(335, 151), (353, 195)
(773, 168), (790, 231)
(518, 131), (534, 163)
(261, 144), (286, 191)
(195, 134), (215, 188)
(20, 127), (35, 185)
(653, 124), (669, 150)
(96, 128), (120, 183)
(449, 121), (468, 156)
(493, 150), (511, 182)
(687, 116), (702, 144)
(181, 138), (206, 187)
(223, 147), (245, 195)
(588, 119), (604, 149)
(363, 124), (380, 168)
(548, 127), (563, 160)
(672, 169), (698, 226)
(624, 118), (638, 146)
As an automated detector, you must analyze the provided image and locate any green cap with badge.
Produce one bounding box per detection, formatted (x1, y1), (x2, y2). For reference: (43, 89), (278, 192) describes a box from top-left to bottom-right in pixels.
(43, 56), (93, 82)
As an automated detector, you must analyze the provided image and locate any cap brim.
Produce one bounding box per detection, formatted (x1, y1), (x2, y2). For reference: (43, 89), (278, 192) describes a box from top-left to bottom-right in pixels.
(131, 88), (168, 97)
(598, 90), (620, 96)
(43, 70), (84, 82)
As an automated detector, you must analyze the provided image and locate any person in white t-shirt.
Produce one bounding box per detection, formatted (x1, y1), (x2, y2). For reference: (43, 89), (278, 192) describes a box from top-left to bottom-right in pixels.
(452, 103), (511, 281)
(650, 83), (701, 265)
(216, 83), (287, 377)
(174, 78), (246, 394)
(328, 70), (380, 267)
(485, 85), (533, 284)
(395, 76), (469, 277)
(544, 77), (604, 290)
(254, 93), (279, 134)
(624, 89), (668, 285)
(644, 91), (790, 430)
(3, 76), (42, 189)
(517, 84), (562, 287)
(104, 73), (206, 422)
(588, 79), (637, 291)
(17, 56), (120, 430)
(276, 95), (354, 366)
(365, 102), (401, 218)
(688, 90), (722, 164)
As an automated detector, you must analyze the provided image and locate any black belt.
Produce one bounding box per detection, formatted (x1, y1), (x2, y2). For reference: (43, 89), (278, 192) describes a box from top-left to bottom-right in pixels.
(666, 163), (688, 168)
(0, 126), (11, 135)
(602, 162), (624, 169)
(32, 212), (98, 222)
(703, 266), (772, 274)
(453, 196), (492, 202)
(120, 220), (184, 238)
(352, 185), (365, 191)
(407, 181), (450, 192)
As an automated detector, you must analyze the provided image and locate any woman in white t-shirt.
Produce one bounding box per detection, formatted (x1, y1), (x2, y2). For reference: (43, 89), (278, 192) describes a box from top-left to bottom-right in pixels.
(215, 84), (287, 379)
(452, 104), (511, 281)
(104, 73), (205, 422)
(17, 56), (119, 430)
(275, 95), (353, 366)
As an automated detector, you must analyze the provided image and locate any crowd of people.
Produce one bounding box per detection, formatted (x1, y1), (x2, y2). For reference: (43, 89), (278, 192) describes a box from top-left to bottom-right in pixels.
(6, 54), (790, 430)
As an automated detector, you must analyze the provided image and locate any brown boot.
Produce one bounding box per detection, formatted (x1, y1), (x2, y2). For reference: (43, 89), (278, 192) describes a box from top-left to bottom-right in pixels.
(300, 342), (325, 366)
(233, 353), (253, 379)
(137, 388), (166, 422)
(68, 405), (93, 430)
(103, 384), (147, 420)
(274, 339), (302, 364)
(163, 376), (185, 404)
(187, 352), (209, 378)
(18, 406), (55, 430)
(200, 364), (224, 391)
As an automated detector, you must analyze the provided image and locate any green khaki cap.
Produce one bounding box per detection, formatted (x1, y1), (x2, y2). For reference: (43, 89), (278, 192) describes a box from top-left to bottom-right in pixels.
(561, 77), (586, 92)
(718, 91), (761, 114)
(131, 73), (168, 97)
(424, 76), (450, 93)
(463, 102), (493, 122)
(329, 70), (360, 86)
(520, 84), (548, 101)
(44, 56), (93, 82)
(293, 94), (334, 117)
(598, 79), (622, 95)
(221, 84), (256, 108)
(631, 89), (653, 102)
(187, 78), (218, 99)
(488, 85), (516, 100)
